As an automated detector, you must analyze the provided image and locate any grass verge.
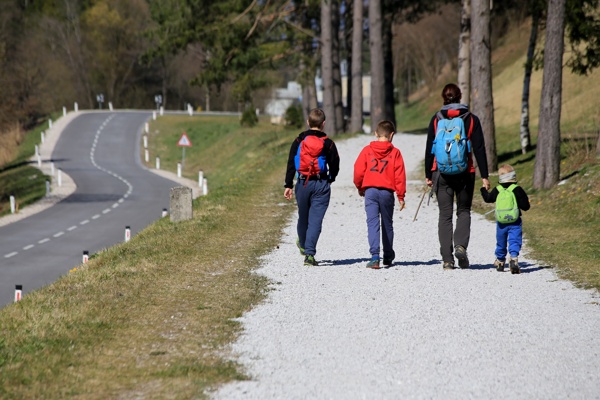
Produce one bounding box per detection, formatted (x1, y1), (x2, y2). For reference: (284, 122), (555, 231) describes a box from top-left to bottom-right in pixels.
(0, 116), (304, 398)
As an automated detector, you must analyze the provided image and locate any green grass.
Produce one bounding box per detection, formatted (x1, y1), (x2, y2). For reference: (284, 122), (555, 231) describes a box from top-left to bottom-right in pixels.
(0, 116), (309, 398)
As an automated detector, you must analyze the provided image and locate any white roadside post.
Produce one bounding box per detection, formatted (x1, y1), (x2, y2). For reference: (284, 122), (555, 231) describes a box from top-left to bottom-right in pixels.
(145, 122), (149, 134)
(198, 170), (203, 187)
(35, 144), (39, 155)
(162, 208), (168, 217)
(203, 178), (208, 196)
(14, 285), (22, 302)
(152, 111), (157, 120)
(109, 102), (113, 111)
(10, 195), (16, 214)
(82, 251), (89, 264)
(63, 106), (67, 116)
(144, 149), (149, 163)
(57, 169), (62, 186)
(41, 131), (45, 144)
(143, 135), (148, 148)
(74, 102), (78, 112)
(177, 163), (182, 178)
(49, 119), (53, 129)
(46, 181), (50, 196)
(50, 162), (55, 176)
(37, 154), (42, 168)
(124, 226), (131, 243)
(156, 157), (160, 170)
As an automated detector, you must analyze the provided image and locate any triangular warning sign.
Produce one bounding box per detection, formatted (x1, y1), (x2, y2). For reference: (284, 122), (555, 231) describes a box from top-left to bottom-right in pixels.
(177, 132), (192, 147)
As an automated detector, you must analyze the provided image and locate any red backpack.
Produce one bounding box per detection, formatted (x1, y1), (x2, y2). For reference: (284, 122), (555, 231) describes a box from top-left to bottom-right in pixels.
(294, 135), (328, 178)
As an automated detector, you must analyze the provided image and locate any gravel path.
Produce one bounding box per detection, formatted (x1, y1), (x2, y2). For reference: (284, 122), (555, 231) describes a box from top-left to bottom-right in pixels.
(213, 133), (600, 399)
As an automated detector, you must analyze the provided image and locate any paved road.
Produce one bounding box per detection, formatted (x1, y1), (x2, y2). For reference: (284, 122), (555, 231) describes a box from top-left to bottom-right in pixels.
(0, 112), (184, 306)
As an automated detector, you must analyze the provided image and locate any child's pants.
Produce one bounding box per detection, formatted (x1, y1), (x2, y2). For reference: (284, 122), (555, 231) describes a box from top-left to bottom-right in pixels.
(495, 218), (523, 261)
(364, 188), (395, 259)
(295, 179), (331, 256)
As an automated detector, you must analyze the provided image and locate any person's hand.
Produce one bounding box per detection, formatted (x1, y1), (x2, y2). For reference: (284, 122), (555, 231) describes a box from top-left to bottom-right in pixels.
(426, 178), (433, 187)
(482, 178), (491, 191)
(284, 188), (293, 201)
(399, 201), (405, 211)
(358, 189), (365, 197)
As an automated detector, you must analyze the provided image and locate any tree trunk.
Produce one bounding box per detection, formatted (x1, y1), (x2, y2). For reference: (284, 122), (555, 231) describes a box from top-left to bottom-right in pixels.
(383, 14), (396, 127)
(369, 0), (385, 133)
(331, 0), (344, 134)
(320, 0), (336, 135)
(519, 12), (540, 154)
(458, 0), (471, 105)
(470, 0), (497, 173)
(349, 0), (364, 134)
(533, 0), (566, 189)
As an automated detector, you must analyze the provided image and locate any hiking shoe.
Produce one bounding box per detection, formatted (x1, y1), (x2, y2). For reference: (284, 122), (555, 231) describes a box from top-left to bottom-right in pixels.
(366, 257), (381, 269)
(454, 245), (469, 268)
(443, 261), (456, 270)
(296, 238), (305, 256)
(494, 259), (505, 272)
(304, 255), (318, 266)
(509, 258), (520, 274)
(383, 251), (395, 267)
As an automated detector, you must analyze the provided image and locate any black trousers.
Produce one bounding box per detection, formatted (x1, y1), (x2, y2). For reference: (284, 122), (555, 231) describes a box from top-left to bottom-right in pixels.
(434, 171), (475, 263)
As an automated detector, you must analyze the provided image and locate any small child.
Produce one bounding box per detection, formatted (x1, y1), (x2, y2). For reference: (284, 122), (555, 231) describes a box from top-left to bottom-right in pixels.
(480, 164), (530, 274)
(353, 120), (406, 269)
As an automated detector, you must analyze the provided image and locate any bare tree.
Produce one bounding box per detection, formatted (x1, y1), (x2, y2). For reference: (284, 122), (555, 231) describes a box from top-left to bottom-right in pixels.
(369, 0), (385, 133)
(457, 0), (470, 105)
(321, 0), (337, 135)
(331, 0), (344, 134)
(519, 8), (541, 155)
(470, 0), (496, 173)
(533, 0), (567, 189)
(349, 0), (364, 134)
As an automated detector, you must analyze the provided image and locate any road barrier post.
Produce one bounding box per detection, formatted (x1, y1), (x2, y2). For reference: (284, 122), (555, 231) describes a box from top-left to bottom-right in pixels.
(14, 285), (22, 302)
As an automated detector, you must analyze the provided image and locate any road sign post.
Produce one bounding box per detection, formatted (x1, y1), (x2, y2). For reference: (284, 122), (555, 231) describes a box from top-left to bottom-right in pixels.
(177, 132), (192, 168)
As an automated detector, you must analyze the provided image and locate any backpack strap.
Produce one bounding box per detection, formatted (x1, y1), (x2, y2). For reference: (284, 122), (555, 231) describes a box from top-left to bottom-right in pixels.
(507, 184), (518, 192)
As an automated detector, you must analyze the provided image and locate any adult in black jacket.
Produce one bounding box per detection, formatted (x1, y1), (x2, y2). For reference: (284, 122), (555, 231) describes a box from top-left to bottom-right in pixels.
(425, 83), (491, 270)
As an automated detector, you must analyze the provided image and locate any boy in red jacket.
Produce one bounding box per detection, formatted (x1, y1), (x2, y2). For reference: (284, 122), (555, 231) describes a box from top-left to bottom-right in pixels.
(353, 120), (406, 269)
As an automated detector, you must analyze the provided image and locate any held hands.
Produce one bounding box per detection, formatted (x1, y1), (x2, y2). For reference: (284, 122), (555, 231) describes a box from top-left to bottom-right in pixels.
(284, 188), (293, 201)
(482, 178), (491, 191)
(399, 201), (405, 211)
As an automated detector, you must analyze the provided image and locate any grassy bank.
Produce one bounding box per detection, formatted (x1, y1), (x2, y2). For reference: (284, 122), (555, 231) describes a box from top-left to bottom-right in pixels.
(0, 123), (50, 216)
(0, 116), (306, 398)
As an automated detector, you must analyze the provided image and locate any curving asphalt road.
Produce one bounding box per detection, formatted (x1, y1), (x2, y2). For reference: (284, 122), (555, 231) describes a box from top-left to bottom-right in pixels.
(0, 112), (187, 307)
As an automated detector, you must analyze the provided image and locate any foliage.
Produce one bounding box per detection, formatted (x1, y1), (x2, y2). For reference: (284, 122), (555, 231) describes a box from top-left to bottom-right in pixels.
(240, 106), (259, 127)
(284, 103), (304, 128)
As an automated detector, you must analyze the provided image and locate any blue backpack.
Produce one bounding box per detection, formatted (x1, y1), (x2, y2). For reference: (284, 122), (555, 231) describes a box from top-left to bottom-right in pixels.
(432, 112), (472, 175)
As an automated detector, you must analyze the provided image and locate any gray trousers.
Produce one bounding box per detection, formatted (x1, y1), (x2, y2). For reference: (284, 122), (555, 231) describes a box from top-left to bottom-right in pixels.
(434, 171), (475, 263)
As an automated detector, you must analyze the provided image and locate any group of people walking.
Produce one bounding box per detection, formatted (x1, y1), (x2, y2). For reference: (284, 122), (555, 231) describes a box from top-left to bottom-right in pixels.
(283, 83), (530, 273)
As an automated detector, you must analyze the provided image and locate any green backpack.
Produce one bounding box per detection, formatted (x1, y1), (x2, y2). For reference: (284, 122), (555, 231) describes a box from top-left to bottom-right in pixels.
(495, 184), (520, 224)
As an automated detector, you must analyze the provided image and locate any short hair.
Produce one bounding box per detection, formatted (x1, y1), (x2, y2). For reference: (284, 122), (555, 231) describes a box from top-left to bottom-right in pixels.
(498, 164), (515, 176)
(442, 83), (462, 105)
(307, 108), (326, 128)
(376, 120), (395, 138)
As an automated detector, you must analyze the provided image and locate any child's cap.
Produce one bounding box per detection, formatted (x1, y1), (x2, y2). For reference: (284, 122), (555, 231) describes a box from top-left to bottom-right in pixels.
(498, 164), (517, 183)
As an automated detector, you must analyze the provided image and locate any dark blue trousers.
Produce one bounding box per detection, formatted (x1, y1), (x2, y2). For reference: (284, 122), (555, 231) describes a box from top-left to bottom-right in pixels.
(295, 179), (331, 256)
(495, 218), (523, 261)
(364, 188), (395, 259)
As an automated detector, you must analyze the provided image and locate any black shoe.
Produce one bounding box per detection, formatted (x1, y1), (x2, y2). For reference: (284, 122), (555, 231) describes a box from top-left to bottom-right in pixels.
(383, 251), (395, 267)
(454, 245), (469, 268)
(494, 259), (505, 272)
(443, 261), (456, 270)
(509, 258), (520, 274)
(304, 255), (318, 266)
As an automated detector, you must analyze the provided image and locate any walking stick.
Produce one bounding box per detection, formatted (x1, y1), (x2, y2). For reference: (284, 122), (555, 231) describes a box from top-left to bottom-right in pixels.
(413, 188), (428, 222)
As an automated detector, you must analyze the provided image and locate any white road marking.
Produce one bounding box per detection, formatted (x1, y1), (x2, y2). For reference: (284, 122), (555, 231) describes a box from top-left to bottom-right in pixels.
(53, 232), (64, 238)
(38, 238), (50, 244)
(23, 245), (34, 250)
(4, 252), (18, 258)
(81, 220), (90, 225)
